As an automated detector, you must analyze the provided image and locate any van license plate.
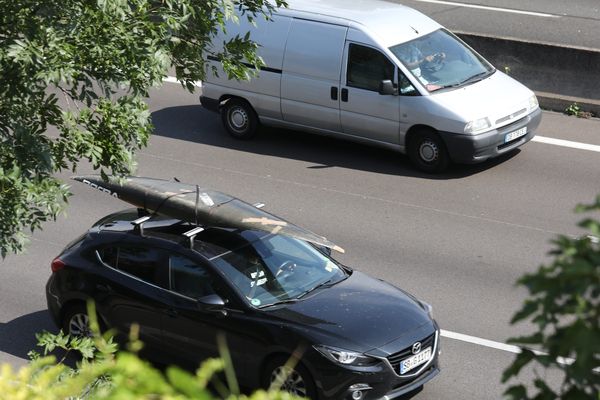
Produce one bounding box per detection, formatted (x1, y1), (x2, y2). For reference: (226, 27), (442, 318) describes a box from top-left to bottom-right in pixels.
(505, 127), (527, 143)
(400, 347), (432, 374)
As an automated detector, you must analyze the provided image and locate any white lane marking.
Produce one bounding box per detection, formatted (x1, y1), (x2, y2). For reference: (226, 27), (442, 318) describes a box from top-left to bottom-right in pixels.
(412, 0), (559, 18)
(533, 136), (600, 153)
(163, 76), (202, 87)
(441, 329), (577, 367)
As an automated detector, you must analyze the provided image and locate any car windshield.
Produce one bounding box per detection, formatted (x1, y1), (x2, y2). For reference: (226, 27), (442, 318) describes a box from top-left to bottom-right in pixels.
(196, 230), (348, 308)
(390, 28), (495, 93)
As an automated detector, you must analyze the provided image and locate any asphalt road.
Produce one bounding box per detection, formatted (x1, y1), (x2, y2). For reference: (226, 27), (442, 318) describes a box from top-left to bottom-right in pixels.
(396, 0), (600, 49)
(1, 82), (599, 398)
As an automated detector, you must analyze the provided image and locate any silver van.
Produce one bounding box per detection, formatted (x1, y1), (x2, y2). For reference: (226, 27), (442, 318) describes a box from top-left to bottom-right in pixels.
(200, 0), (542, 172)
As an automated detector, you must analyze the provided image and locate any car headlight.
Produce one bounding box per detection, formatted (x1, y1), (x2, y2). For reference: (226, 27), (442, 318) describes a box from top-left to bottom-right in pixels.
(464, 117), (491, 134)
(528, 94), (539, 111)
(314, 345), (378, 366)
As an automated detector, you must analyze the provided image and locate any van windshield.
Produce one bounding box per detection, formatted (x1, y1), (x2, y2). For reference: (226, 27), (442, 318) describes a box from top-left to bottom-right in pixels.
(390, 28), (495, 93)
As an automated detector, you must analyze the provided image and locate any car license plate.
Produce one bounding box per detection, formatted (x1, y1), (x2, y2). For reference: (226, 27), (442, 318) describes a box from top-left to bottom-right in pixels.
(505, 127), (527, 143)
(400, 347), (432, 374)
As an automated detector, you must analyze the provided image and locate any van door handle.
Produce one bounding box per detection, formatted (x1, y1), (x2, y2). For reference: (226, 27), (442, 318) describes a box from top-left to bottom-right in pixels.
(341, 88), (348, 102)
(330, 87), (338, 100)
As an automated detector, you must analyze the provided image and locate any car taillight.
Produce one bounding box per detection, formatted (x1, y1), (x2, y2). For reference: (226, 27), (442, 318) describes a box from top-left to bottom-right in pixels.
(51, 258), (65, 273)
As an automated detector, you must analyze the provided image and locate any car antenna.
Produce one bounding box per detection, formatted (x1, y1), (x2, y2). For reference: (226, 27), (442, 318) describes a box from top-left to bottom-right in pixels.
(131, 215), (151, 236)
(410, 25), (419, 34)
(195, 185), (200, 226)
(173, 177), (180, 182)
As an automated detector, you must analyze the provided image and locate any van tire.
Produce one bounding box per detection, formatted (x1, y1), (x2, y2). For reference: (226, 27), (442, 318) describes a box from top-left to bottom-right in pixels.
(408, 130), (449, 173)
(221, 99), (258, 140)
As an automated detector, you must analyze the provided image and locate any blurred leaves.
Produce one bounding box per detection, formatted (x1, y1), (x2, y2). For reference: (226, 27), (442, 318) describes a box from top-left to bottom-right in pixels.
(0, 300), (302, 399)
(0, 0), (286, 257)
(502, 196), (600, 399)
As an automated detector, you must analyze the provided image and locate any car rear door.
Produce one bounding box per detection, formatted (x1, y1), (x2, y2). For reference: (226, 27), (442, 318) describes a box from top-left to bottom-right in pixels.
(94, 242), (168, 348)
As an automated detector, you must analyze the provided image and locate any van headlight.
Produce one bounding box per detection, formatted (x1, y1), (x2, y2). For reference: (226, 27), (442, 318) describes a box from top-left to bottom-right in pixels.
(464, 117), (491, 134)
(528, 94), (539, 111)
(314, 345), (378, 366)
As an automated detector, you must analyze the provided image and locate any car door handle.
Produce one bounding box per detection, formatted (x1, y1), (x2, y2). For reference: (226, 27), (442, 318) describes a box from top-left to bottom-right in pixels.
(166, 308), (178, 318)
(95, 284), (112, 293)
(341, 88), (348, 102)
(330, 86), (338, 100)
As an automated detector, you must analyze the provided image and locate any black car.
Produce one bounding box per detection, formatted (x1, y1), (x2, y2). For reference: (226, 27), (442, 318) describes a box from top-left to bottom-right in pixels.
(47, 209), (440, 400)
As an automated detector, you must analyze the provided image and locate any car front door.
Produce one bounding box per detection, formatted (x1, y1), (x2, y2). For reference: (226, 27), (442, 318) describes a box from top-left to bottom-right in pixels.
(159, 252), (270, 384)
(340, 42), (401, 144)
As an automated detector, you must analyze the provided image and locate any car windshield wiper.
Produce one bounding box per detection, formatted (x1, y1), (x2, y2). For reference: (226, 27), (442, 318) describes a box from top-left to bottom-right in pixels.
(297, 274), (349, 299)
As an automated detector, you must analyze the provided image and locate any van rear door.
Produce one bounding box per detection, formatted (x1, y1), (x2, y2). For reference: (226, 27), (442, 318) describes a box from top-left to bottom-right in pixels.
(281, 19), (348, 132)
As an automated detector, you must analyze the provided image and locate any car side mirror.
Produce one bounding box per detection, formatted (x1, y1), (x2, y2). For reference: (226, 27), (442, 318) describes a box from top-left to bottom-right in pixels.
(197, 294), (227, 316)
(379, 80), (397, 96)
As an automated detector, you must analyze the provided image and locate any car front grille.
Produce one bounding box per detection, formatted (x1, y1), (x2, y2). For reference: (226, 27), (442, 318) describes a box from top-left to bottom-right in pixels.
(387, 332), (436, 374)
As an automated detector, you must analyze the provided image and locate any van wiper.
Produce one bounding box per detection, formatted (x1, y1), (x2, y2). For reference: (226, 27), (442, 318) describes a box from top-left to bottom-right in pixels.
(458, 70), (492, 86)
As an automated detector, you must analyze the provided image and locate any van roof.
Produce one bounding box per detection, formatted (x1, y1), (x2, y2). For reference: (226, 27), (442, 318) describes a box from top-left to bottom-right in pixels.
(280, 0), (441, 47)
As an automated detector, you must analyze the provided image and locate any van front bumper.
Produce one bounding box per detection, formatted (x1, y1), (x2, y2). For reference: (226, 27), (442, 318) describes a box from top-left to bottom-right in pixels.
(439, 107), (542, 164)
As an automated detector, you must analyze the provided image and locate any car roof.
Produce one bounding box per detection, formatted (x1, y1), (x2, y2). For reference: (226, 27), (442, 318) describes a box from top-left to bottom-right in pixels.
(279, 0), (441, 47)
(91, 208), (272, 261)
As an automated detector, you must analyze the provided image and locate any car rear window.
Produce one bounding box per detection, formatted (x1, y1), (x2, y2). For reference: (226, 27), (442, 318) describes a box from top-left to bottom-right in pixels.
(97, 246), (161, 285)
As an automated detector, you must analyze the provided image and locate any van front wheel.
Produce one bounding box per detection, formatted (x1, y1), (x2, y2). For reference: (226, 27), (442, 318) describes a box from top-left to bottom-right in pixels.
(408, 130), (449, 173)
(221, 99), (258, 140)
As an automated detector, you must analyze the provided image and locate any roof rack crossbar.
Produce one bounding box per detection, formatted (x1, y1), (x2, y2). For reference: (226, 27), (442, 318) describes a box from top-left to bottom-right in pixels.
(131, 215), (151, 235)
(183, 226), (205, 248)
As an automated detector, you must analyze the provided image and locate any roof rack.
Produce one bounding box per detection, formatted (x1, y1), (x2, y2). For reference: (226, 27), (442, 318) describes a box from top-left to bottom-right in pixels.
(183, 226), (205, 248)
(131, 215), (151, 235)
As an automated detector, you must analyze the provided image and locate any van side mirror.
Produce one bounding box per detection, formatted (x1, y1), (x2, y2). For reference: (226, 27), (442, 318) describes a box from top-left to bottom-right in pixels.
(197, 294), (227, 316)
(379, 80), (397, 96)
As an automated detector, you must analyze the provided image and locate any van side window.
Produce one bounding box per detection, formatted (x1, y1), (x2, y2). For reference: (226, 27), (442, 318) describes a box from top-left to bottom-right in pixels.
(347, 44), (394, 92)
(399, 72), (418, 96)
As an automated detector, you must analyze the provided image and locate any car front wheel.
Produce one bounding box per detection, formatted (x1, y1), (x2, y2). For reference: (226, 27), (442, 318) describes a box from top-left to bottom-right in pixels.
(264, 357), (317, 399)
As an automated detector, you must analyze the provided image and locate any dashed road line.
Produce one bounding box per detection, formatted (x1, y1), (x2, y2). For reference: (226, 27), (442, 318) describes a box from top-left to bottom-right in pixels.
(411, 0), (559, 18)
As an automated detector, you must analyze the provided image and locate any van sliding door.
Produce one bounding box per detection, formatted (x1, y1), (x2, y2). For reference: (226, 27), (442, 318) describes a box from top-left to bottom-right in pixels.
(281, 19), (348, 132)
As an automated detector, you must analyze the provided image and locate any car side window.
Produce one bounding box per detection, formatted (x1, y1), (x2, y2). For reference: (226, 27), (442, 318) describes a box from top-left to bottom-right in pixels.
(169, 254), (216, 299)
(98, 246), (160, 285)
(347, 43), (395, 92)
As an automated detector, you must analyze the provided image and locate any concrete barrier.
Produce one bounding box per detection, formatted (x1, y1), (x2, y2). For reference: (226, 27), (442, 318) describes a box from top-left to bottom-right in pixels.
(457, 32), (600, 116)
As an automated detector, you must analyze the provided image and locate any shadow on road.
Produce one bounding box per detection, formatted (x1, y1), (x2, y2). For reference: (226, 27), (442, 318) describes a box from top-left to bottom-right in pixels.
(0, 310), (57, 360)
(151, 105), (521, 180)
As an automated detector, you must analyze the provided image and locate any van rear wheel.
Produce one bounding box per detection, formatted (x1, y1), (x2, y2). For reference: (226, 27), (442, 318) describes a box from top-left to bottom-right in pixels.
(221, 99), (258, 140)
(408, 130), (449, 173)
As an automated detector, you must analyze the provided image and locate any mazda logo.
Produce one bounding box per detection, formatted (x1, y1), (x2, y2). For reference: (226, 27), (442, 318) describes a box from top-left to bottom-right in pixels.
(412, 342), (422, 354)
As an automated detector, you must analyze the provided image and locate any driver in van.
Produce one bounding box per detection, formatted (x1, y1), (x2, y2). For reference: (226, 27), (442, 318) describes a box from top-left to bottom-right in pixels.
(396, 42), (445, 83)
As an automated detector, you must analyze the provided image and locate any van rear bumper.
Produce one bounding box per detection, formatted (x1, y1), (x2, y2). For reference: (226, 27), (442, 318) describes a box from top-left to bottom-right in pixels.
(439, 107), (542, 164)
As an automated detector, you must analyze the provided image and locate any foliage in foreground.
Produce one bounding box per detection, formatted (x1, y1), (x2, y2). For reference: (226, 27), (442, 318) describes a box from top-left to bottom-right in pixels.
(0, 0), (285, 257)
(503, 196), (600, 399)
(0, 304), (301, 400)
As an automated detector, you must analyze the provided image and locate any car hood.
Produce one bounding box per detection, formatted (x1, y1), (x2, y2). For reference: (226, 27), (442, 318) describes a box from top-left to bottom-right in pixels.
(263, 271), (432, 352)
(429, 70), (534, 126)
